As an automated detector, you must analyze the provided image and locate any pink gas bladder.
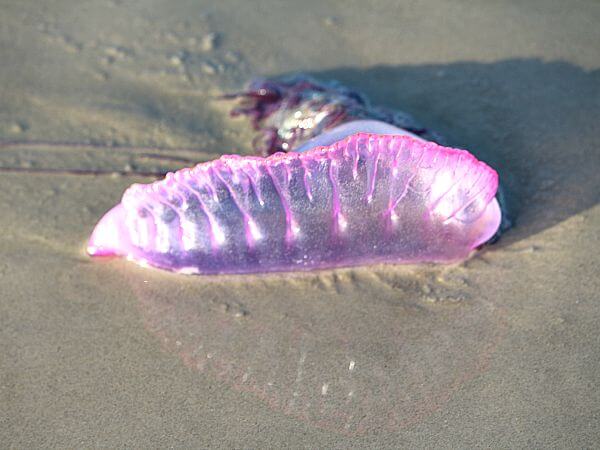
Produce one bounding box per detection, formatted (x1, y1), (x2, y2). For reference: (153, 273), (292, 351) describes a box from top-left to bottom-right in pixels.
(88, 129), (501, 274)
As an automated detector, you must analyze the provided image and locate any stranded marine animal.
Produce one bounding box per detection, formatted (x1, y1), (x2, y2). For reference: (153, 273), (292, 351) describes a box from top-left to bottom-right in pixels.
(88, 132), (501, 274)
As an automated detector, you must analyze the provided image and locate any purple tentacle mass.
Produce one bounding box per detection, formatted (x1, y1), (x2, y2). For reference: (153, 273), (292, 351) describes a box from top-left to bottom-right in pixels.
(224, 75), (442, 156)
(88, 133), (501, 274)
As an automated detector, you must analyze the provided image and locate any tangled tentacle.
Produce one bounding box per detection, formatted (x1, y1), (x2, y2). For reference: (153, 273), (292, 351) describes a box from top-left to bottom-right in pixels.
(224, 75), (443, 156)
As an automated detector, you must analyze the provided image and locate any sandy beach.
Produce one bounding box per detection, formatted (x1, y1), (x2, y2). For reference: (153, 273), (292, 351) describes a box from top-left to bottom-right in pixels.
(1, 0), (599, 447)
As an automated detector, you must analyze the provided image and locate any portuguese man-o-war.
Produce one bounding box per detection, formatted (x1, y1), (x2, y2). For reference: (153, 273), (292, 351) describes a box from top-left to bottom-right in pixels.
(87, 76), (503, 274)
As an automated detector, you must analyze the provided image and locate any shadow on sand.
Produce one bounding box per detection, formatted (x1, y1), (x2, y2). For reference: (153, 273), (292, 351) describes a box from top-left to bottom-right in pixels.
(286, 59), (599, 244)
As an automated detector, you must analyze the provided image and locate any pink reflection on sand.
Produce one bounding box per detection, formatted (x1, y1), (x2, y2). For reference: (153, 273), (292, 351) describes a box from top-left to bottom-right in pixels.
(128, 268), (507, 435)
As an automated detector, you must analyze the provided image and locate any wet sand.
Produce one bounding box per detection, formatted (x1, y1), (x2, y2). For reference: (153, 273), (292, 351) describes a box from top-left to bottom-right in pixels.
(1, 0), (599, 447)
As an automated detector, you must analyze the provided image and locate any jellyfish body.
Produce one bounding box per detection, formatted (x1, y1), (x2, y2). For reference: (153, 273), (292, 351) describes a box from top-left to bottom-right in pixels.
(88, 132), (501, 274)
